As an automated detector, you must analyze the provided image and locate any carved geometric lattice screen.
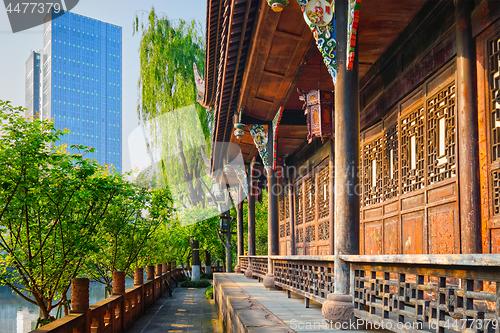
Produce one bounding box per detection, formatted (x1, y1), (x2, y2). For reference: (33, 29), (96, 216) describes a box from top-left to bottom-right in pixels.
(279, 188), (286, 222)
(305, 225), (316, 243)
(401, 105), (425, 194)
(318, 165), (330, 219)
(490, 36), (500, 161)
(493, 169), (500, 215)
(295, 181), (303, 225)
(318, 221), (329, 241)
(427, 82), (456, 185)
(296, 228), (304, 243)
(363, 137), (383, 205)
(279, 223), (285, 238)
(304, 176), (315, 224)
(383, 123), (399, 200)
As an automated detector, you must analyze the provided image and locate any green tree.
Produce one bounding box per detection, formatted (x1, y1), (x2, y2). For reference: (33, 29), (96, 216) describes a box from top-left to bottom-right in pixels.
(0, 101), (122, 320)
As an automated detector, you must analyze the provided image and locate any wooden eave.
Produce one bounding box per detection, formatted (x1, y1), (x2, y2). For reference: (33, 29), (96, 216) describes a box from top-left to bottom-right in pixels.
(207, 0), (428, 166)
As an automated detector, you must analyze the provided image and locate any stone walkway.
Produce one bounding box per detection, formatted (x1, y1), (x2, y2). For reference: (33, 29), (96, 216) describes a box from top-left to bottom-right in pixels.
(228, 273), (386, 333)
(127, 287), (222, 333)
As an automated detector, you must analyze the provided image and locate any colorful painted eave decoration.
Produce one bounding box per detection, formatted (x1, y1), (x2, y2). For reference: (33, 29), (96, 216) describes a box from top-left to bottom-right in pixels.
(297, 0), (337, 84)
(249, 124), (269, 169)
(347, 0), (361, 70)
(272, 107), (284, 170)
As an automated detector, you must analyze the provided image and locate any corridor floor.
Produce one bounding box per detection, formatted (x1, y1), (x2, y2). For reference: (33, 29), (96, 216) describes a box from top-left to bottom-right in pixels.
(127, 287), (222, 333)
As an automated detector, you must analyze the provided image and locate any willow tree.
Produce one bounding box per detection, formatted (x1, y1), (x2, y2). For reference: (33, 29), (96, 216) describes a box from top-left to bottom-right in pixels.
(133, 8), (211, 206)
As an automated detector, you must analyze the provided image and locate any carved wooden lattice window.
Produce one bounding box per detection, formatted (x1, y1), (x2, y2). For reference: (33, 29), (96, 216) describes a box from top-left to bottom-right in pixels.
(363, 137), (383, 205)
(286, 221), (290, 237)
(278, 187), (285, 222)
(295, 182), (303, 224)
(318, 165), (329, 219)
(305, 225), (316, 242)
(401, 105), (425, 193)
(493, 169), (500, 215)
(296, 228), (304, 243)
(490, 37), (500, 161)
(427, 82), (456, 185)
(304, 176), (315, 223)
(284, 186), (290, 219)
(318, 221), (329, 241)
(279, 224), (285, 238)
(383, 123), (398, 199)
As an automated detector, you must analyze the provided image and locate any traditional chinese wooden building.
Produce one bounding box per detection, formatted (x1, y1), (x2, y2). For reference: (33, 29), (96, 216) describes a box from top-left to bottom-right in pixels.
(200, 0), (500, 330)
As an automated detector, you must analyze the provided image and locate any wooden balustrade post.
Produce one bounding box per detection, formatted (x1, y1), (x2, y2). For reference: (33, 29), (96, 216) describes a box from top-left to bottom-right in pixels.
(162, 263), (168, 274)
(113, 271), (126, 333)
(156, 264), (163, 295)
(264, 121), (278, 289)
(134, 267), (144, 316)
(322, 0), (359, 325)
(147, 265), (155, 303)
(70, 278), (90, 333)
(134, 267), (144, 286)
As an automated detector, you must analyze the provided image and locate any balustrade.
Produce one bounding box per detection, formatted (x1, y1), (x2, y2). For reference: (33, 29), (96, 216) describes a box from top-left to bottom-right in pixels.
(30, 266), (184, 333)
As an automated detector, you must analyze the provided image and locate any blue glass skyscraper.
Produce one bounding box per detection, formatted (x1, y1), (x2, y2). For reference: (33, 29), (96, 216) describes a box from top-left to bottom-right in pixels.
(26, 11), (122, 172)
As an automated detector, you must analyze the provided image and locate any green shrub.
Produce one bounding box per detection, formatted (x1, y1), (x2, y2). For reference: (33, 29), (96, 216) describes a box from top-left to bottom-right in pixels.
(201, 272), (213, 279)
(205, 285), (213, 299)
(180, 279), (211, 288)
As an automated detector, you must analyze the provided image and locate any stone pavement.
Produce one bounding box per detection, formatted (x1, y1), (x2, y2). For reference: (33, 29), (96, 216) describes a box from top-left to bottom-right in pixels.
(127, 287), (222, 333)
(228, 273), (385, 333)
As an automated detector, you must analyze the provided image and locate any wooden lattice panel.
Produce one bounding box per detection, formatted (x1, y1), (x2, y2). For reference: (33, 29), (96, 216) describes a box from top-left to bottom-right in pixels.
(304, 176), (315, 224)
(318, 221), (329, 241)
(279, 223), (285, 238)
(401, 105), (425, 194)
(305, 225), (316, 243)
(284, 186), (290, 219)
(318, 165), (330, 219)
(250, 258), (268, 278)
(427, 82), (456, 185)
(296, 228), (304, 243)
(363, 137), (383, 205)
(279, 187), (286, 222)
(493, 169), (500, 216)
(383, 123), (399, 200)
(273, 260), (334, 300)
(353, 264), (500, 333)
(490, 37), (500, 162)
(295, 181), (303, 225)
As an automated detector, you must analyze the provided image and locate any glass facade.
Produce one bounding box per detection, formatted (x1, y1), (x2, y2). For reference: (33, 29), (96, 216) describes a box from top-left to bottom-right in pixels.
(24, 51), (41, 118)
(33, 11), (122, 172)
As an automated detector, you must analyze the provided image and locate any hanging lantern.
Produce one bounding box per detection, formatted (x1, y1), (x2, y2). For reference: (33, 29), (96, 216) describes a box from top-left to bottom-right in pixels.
(267, 0), (288, 12)
(299, 89), (334, 143)
(233, 122), (245, 139)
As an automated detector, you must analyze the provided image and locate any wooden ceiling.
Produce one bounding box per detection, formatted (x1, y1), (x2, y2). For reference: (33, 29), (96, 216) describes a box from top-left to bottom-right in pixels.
(208, 0), (428, 165)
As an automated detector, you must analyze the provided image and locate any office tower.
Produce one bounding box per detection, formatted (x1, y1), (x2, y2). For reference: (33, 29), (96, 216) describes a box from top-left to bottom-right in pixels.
(26, 10), (122, 172)
(25, 51), (41, 119)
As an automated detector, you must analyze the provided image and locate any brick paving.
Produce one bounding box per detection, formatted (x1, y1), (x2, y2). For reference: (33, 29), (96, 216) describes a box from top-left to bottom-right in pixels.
(127, 287), (222, 333)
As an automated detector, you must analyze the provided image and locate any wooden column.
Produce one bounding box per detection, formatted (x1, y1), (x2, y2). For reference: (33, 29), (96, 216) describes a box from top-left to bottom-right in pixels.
(248, 173), (256, 256)
(205, 250), (212, 274)
(235, 200), (244, 273)
(456, 0), (481, 254)
(323, 0), (359, 323)
(264, 121), (278, 288)
(288, 173), (296, 255)
(329, 139), (335, 254)
(191, 239), (200, 281)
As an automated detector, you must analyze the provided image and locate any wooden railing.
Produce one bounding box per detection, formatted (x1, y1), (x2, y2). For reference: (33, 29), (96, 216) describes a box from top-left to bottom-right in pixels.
(239, 254), (500, 333)
(344, 254), (500, 333)
(240, 257), (249, 271)
(30, 268), (184, 333)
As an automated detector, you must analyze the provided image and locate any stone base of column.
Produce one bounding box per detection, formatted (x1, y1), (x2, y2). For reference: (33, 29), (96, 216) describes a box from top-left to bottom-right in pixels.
(263, 273), (275, 289)
(322, 293), (354, 324)
(234, 265), (241, 273)
(191, 265), (200, 281)
(245, 269), (253, 279)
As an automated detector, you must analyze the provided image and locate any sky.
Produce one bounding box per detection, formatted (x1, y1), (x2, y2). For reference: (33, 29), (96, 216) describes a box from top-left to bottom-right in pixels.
(0, 0), (206, 173)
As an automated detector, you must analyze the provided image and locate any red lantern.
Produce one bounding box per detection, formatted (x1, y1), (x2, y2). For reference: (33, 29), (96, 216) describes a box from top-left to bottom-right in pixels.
(299, 89), (334, 143)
